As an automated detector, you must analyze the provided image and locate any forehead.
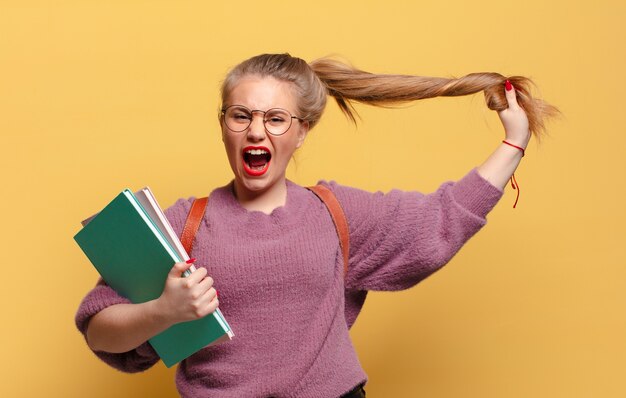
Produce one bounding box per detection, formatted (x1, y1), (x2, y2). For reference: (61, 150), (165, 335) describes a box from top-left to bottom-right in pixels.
(226, 76), (297, 111)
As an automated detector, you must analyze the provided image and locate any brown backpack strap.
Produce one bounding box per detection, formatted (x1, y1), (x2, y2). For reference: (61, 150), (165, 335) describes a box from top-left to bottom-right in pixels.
(307, 185), (350, 277)
(180, 197), (208, 256)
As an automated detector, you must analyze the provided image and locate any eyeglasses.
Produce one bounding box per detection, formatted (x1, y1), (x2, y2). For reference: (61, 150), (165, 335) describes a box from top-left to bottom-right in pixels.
(220, 105), (304, 136)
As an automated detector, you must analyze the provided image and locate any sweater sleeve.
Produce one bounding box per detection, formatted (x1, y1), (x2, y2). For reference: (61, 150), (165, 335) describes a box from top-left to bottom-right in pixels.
(322, 168), (504, 291)
(74, 279), (160, 372)
(73, 197), (194, 372)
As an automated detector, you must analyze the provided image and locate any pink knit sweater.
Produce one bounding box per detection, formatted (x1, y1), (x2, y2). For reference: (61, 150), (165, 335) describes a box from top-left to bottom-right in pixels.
(75, 168), (503, 397)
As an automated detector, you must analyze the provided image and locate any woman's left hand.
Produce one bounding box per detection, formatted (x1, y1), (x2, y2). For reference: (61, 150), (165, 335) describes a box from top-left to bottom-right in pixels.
(476, 80), (531, 191)
(498, 81), (531, 148)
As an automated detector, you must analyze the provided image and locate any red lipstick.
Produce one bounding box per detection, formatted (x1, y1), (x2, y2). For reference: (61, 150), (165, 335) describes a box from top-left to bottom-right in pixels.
(242, 146), (271, 177)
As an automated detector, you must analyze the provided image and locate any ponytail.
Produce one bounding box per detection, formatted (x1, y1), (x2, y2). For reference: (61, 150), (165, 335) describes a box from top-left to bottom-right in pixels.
(309, 57), (559, 138)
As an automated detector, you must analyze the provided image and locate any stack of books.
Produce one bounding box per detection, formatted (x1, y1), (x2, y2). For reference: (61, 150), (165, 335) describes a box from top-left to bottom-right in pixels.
(74, 187), (233, 367)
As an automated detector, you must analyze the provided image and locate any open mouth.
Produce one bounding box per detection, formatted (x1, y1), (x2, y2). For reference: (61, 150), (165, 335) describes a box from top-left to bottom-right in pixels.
(242, 147), (271, 176)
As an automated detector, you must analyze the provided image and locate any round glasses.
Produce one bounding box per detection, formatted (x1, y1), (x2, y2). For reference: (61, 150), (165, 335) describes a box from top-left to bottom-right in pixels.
(220, 105), (304, 136)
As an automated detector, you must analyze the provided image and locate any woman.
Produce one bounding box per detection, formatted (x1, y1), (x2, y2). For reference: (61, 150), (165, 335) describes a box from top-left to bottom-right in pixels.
(76, 53), (557, 397)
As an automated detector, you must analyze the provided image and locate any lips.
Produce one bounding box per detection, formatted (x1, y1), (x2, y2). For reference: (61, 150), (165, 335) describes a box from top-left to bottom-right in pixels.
(242, 146), (271, 176)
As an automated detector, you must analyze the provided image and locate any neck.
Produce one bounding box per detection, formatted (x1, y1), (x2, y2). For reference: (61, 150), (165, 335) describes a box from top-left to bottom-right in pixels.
(232, 178), (288, 215)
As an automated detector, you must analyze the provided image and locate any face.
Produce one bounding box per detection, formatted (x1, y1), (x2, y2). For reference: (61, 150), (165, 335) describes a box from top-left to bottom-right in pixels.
(221, 76), (309, 200)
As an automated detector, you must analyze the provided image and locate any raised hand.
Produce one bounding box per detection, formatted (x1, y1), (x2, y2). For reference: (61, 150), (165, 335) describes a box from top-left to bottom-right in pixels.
(476, 81), (530, 193)
(498, 80), (531, 149)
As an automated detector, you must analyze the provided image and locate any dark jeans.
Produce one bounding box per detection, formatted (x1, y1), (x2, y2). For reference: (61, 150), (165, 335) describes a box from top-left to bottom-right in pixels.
(340, 383), (366, 398)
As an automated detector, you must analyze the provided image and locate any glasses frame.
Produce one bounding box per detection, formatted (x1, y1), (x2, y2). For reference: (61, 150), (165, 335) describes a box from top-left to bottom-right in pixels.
(220, 105), (304, 136)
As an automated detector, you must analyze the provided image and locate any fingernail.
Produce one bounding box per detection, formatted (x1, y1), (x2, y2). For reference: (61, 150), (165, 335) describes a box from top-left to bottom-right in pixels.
(186, 258), (196, 264)
(505, 80), (513, 91)
(215, 290), (219, 298)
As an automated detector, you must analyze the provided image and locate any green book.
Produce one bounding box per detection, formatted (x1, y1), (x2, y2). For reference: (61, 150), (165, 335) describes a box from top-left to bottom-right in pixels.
(74, 189), (232, 367)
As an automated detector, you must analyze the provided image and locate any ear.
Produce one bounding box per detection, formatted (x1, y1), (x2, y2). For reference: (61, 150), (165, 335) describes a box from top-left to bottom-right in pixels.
(219, 118), (226, 143)
(295, 121), (309, 149)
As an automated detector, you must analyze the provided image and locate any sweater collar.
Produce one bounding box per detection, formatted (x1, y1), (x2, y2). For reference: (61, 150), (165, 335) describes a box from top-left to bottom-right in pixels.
(211, 179), (305, 223)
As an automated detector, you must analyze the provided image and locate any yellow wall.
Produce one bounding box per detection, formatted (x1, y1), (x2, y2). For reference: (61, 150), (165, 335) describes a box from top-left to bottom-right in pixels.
(1, 0), (624, 396)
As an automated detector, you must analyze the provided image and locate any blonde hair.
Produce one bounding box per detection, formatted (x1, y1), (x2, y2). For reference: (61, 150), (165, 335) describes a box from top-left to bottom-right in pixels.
(220, 53), (558, 138)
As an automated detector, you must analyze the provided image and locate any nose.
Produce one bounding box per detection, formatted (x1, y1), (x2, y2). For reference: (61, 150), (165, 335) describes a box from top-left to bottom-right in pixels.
(246, 112), (267, 142)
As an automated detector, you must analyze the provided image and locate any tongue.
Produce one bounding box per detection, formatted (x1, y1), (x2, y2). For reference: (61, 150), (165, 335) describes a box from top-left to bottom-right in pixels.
(249, 154), (267, 168)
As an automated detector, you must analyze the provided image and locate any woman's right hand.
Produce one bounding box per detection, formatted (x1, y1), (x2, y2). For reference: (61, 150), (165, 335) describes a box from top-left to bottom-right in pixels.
(156, 261), (219, 325)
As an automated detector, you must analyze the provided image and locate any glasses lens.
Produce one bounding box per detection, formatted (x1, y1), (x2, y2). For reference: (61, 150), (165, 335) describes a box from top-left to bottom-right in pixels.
(224, 106), (252, 132)
(223, 106), (295, 135)
(264, 109), (292, 136)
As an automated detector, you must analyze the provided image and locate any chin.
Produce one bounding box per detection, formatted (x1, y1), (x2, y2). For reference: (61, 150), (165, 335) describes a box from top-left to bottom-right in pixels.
(235, 171), (272, 193)
(241, 179), (270, 192)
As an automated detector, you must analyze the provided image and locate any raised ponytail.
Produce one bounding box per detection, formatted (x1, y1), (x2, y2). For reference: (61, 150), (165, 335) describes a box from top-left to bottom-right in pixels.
(309, 57), (559, 138)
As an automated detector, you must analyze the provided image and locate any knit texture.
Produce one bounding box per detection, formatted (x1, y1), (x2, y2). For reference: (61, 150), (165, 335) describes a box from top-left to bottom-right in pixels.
(75, 168), (503, 398)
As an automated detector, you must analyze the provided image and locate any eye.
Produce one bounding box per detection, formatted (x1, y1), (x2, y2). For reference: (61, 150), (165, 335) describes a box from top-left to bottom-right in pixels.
(230, 110), (251, 121)
(265, 110), (289, 124)
(234, 113), (251, 120)
(268, 116), (285, 123)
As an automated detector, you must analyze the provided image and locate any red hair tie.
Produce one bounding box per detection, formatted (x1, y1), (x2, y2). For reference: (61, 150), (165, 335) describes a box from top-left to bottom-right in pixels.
(502, 140), (525, 208)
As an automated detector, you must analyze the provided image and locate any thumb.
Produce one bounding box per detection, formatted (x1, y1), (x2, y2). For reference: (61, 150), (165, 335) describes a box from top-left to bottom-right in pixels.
(504, 80), (520, 109)
(169, 260), (194, 278)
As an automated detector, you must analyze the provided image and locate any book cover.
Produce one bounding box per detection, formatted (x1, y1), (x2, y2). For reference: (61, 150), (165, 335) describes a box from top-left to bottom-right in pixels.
(74, 189), (232, 367)
(133, 187), (233, 337)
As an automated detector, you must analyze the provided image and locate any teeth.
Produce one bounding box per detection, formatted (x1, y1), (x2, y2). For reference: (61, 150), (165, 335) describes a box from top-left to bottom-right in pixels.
(245, 149), (268, 155)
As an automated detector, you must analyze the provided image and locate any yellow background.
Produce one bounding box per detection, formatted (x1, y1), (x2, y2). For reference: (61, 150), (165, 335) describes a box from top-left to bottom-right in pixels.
(1, 0), (624, 397)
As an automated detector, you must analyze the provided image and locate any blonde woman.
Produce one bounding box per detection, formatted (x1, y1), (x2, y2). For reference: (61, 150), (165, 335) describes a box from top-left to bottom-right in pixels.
(76, 53), (557, 398)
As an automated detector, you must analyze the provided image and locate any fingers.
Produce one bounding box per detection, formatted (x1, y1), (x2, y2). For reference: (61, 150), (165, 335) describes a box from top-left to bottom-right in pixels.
(186, 266), (208, 285)
(192, 285), (219, 318)
(169, 262), (211, 293)
(497, 80), (531, 146)
(504, 80), (520, 109)
(169, 261), (193, 277)
(197, 277), (216, 297)
(179, 265), (213, 302)
(160, 260), (219, 321)
(193, 297), (220, 318)
(170, 259), (207, 279)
